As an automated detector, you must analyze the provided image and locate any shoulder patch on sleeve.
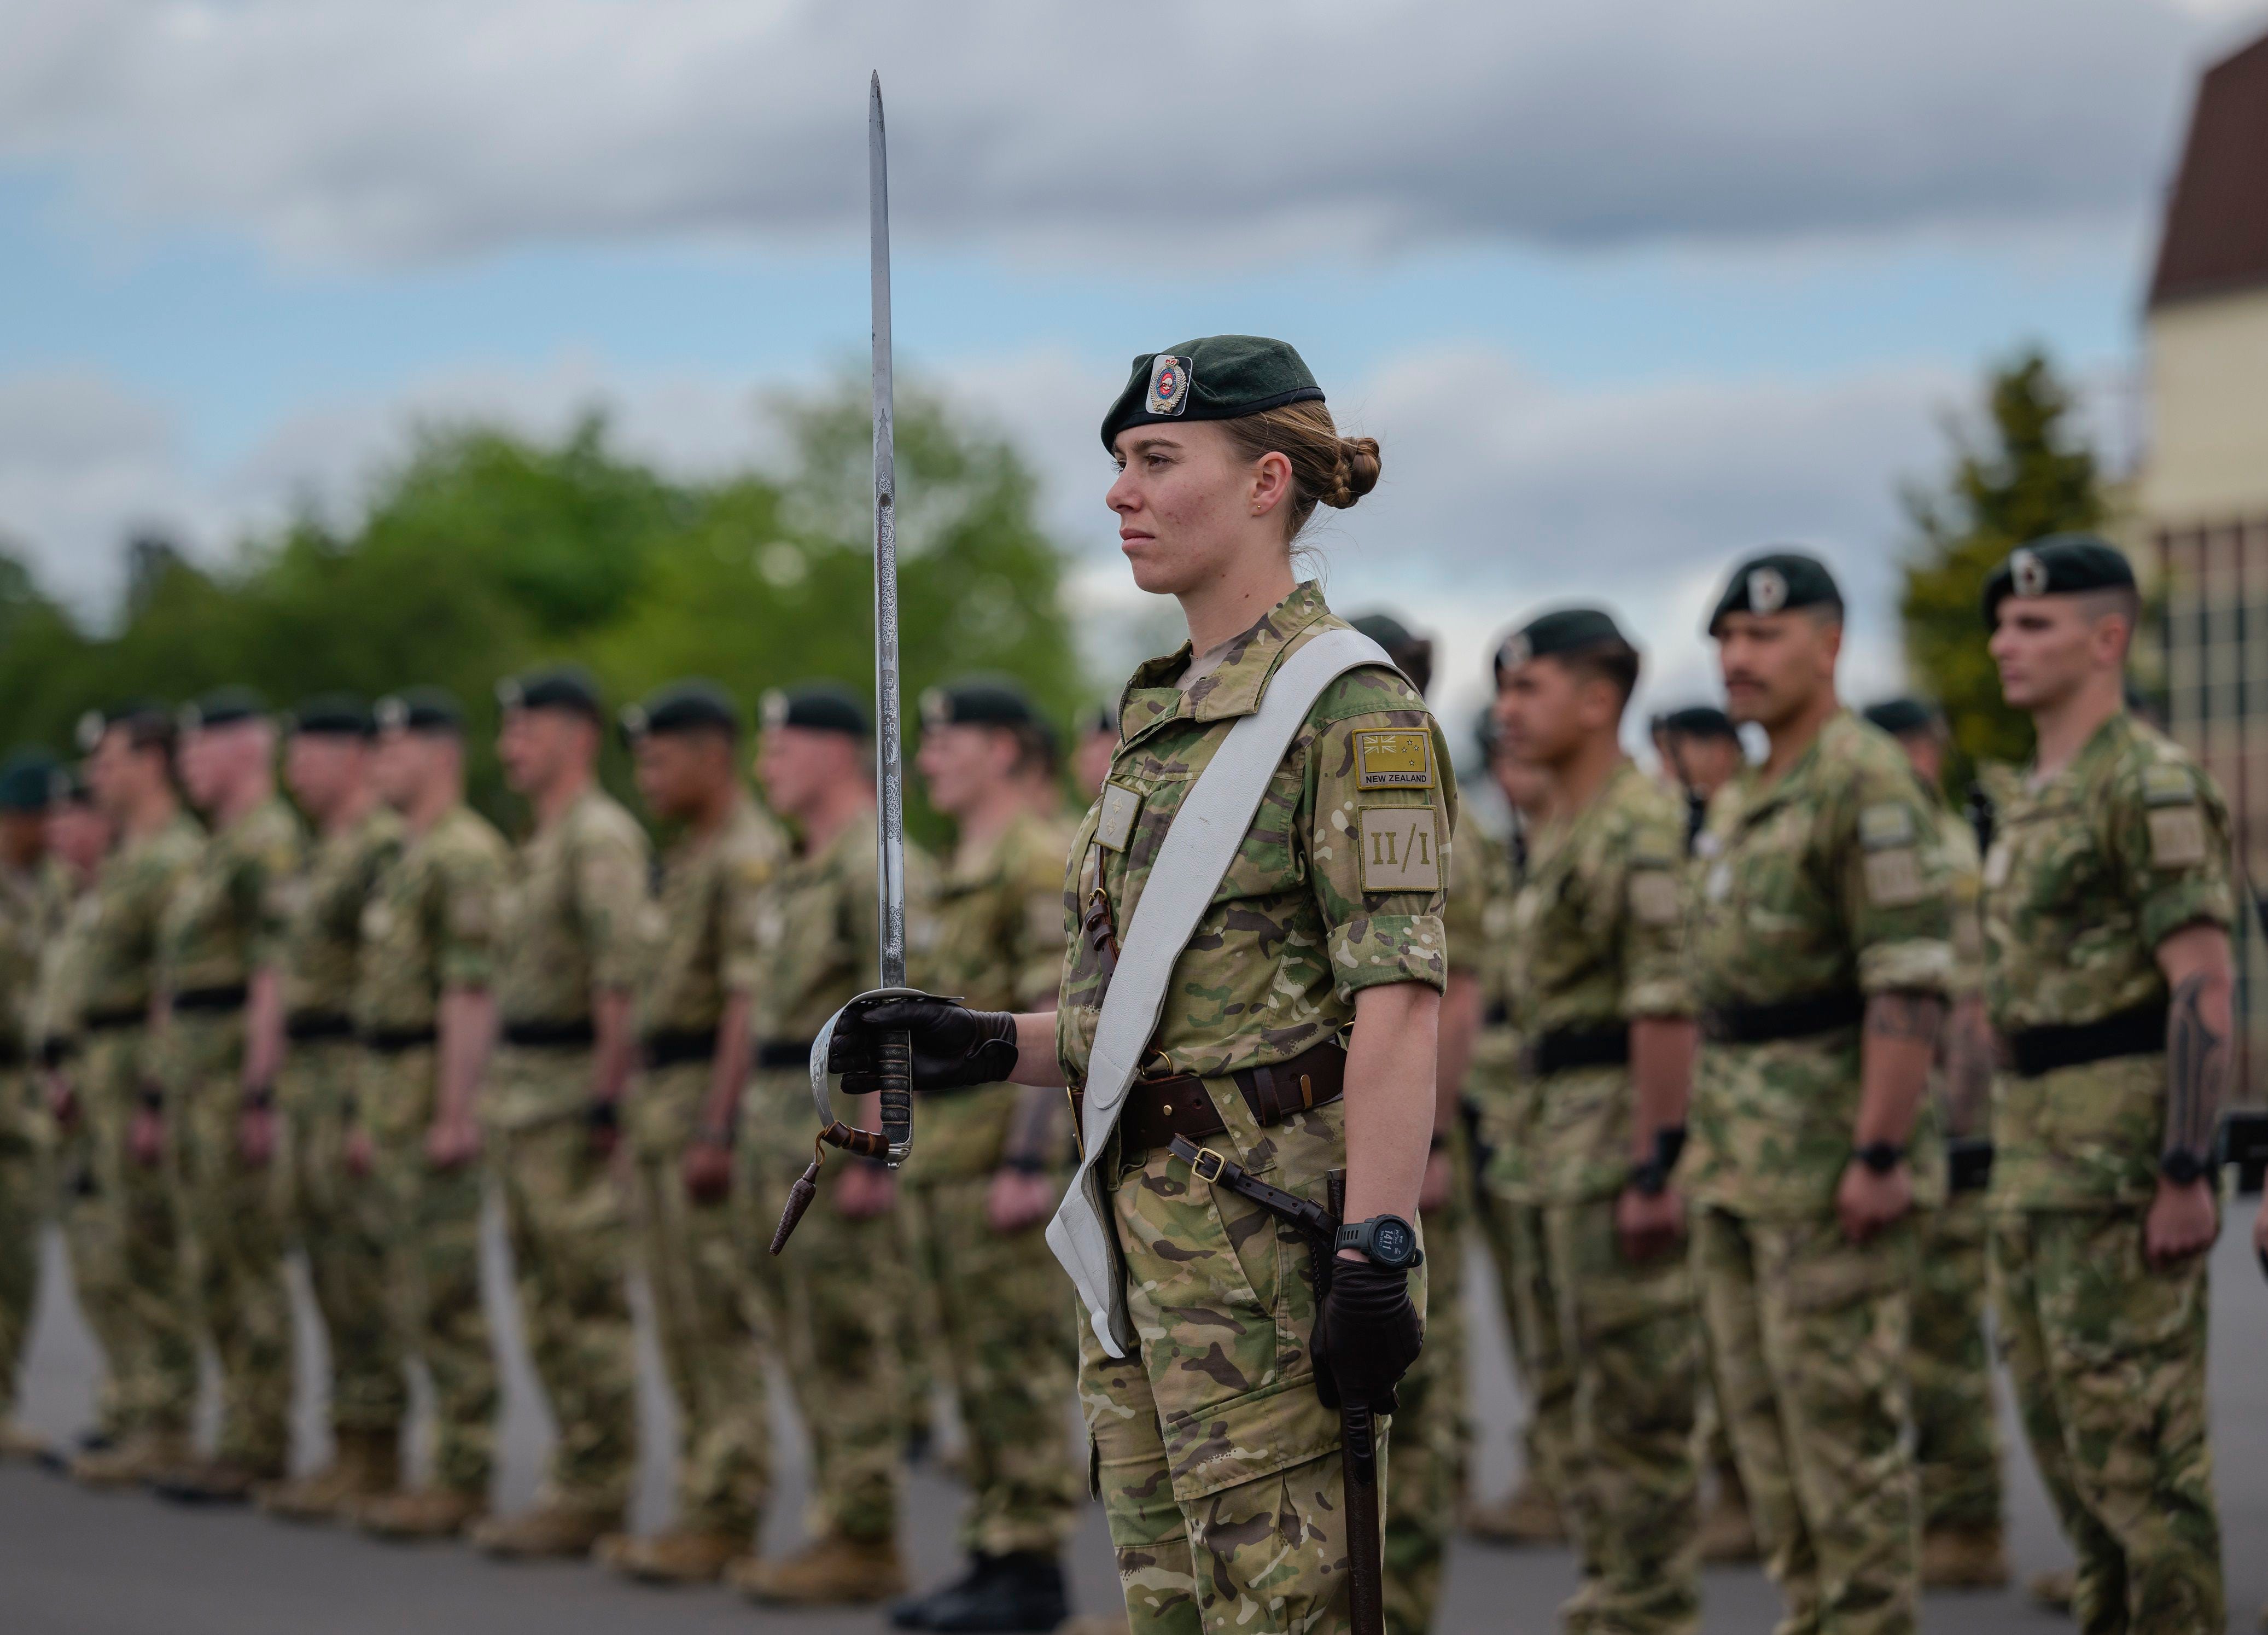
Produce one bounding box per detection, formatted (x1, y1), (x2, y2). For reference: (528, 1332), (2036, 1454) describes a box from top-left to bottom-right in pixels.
(1628, 869), (1681, 926)
(2148, 807), (2208, 869)
(2143, 766), (2198, 808)
(1354, 730), (1435, 791)
(1863, 849), (1927, 906)
(1858, 802), (1917, 851)
(1358, 807), (1443, 893)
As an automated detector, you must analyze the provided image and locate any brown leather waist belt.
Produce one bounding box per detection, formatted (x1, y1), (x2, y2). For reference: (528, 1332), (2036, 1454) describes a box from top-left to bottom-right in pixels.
(1074, 1039), (1348, 1154)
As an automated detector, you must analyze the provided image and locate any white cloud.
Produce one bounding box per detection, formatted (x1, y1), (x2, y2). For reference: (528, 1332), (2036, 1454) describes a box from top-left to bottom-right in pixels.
(0, 0), (2230, 265)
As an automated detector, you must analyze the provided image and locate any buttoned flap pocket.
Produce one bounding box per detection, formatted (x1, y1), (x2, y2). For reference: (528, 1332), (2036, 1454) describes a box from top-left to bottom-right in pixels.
(1118, 1149), (1285, 1418)
(1215, 764), (1311, 902)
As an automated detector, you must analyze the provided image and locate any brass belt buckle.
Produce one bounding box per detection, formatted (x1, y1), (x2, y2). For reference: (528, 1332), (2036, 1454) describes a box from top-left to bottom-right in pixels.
(1191, 1148), (1225, 1184)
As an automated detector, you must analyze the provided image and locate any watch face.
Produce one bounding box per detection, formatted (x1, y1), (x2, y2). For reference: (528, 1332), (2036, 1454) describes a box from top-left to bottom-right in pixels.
(1374, 1219), (1414, 1265)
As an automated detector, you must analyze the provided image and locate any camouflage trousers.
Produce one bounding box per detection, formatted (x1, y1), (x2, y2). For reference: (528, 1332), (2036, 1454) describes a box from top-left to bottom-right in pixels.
(1083, 1098), (1414, 1635)
(740, 1089), (907, 1545)
(899, 1172), (1081, 1556)
(1993, 1209), (2222, 1635)
(628, 1093), (768, 1538)
(1910, 1196), (2002, 1534)
(0, 1081), (41, 1419)
(170, 1017), (296, 1470)
(81, 1029), (198, 1435)
(364, 1041), (495, 1496)
(489, 1113), (637, 1512)
(1481, 1188), (1574, 1510)
(1383, 1132), (1473, 1635)
(283, 1040), (404, 1437)
(1694, 1207), (1918, 1635)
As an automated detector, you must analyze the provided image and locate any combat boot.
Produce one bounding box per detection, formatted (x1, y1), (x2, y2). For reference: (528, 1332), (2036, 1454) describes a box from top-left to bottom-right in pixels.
(731, 1531), (907, 1605)
(470, 1499), (622, 1560)
(2027, 1567), (2075, 1613)
(1464, 1474), (1566, 1545)
(602, 1527), (748, 1585)
(895, 1551), (1071, 1633)
(1698, 1461), (1762, 1563)
(0, 1417), (50, 1461)
(357, 1487), (488, 1541)
(151, 1454), (285, 1505)
(257, 1427), (401, 1522)
(69, 1429), (191, 1489)
(1920, 1522), (2009, 1589)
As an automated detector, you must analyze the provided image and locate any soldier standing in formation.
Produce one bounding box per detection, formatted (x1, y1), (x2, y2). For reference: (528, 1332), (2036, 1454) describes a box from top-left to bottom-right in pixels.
(604, 682), (783, 1584)
(0, 750), (61, 1461)
(1686, 552), (1954, 1635)
(1858, 695), (2009, 1590)
(1979, 536), (2230, 1633)
(260, 696), (409, 1521)
(477, 666), (649, 1556)
(1495, 608), (1703, 1635)
(734, 683), (917, 1605)
(354, 688), (509, 1540)
(894, 678), (1082, 1633)
(147, 689), (304, 1503)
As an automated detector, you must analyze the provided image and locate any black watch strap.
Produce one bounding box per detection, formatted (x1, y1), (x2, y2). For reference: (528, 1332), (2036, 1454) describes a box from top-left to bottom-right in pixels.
(2161, 1148), (2211, 1187)
(1853, 1140), (1906, 1176)
(1334, 1215), (1424, 1270)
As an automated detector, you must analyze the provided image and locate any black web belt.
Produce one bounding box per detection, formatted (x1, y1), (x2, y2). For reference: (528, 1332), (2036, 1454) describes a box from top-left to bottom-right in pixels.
(501, 1018), (596, 1050)
(1530, 1024), (1630, 1077)
(755, 1039), (815, 1070)
(285, 1011), (354, 1043)
(83, 1004), (145, 1034)
(1702, 990), (1865, 1045)
(2006, 1000), (2167, 1079)
(644, 1027), (720, 1068)
(174, 984), (250, 1014)
(359, 1026), (438, 1055)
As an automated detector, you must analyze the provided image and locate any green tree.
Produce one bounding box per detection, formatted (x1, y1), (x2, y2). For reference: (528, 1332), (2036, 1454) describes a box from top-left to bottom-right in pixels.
(1900, 348), (2107, 787)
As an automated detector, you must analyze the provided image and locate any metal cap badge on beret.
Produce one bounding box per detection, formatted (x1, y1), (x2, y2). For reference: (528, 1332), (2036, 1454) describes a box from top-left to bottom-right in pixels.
(1099, 335), (1326, 451)
(78, 699), (173, 754)
(1979, 533), (2135, 626)
(179, 685), (270, 734)
(919, 677), (1036, 731)
(498, 665), (604, 722)
(1499, 607), (1629, 674)
(1707, 550), (1843, 636)
(0, 748), (58, 812)
(1660, 704), (1739, 742)
(1860, 697), (1941, 738)
(760, 684), (871, 740)
(622, 679), (743, 742)
(289, 693), (374, 738)
(375, 686), (465, 735)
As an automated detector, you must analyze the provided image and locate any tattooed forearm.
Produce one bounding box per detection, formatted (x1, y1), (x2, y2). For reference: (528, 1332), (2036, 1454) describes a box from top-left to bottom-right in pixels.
(1865, 992), (1946, 1048)
(1939, 997), (1995, 1139)
(2164, 972), (2229, 1163)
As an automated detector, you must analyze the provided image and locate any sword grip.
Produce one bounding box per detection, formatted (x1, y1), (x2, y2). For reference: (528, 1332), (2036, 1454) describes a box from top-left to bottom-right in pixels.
(878, 1028), (913, 1154)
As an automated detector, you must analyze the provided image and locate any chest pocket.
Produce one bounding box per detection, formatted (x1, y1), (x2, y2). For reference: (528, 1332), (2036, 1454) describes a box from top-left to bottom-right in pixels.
(2007, 799), (2106, 920)
(1211, 763), (1310, 903)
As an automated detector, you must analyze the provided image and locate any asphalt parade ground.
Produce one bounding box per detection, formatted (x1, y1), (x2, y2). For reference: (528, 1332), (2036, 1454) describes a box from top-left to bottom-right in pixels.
(4, 1209), (2266, 1633)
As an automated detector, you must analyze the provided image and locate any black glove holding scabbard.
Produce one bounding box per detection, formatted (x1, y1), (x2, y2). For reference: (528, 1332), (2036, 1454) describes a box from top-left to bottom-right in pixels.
(1313, 1256), (1424, 1416)
(826, 994), (1019, 1093)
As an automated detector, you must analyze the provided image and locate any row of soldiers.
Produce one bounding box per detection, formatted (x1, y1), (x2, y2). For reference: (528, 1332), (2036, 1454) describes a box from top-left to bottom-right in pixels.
(0, 667), (1124, 1633)
(0, 528), (2241, 1635)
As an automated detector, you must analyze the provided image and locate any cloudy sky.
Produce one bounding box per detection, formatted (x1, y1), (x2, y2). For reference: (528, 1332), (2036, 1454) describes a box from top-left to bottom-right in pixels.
(4, 0), (2265, 737)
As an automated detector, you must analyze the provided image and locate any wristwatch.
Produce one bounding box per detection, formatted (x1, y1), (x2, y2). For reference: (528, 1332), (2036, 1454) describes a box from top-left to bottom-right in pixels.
(2161, 1147), (2211, 1187)
(1852, 1141), (1906, 1176)
(1629, 1124), (1687, 1195)
(1336, 1214), (1424, 1271)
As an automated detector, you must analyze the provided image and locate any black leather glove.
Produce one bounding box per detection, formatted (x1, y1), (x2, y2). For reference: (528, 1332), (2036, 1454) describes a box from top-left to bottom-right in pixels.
(1312, 1257), (1423, 1416)
(827, 993), (1019, 1095)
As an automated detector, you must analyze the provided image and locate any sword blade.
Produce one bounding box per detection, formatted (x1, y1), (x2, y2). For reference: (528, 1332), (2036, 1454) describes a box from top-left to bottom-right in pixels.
(870, 70), (906, 994)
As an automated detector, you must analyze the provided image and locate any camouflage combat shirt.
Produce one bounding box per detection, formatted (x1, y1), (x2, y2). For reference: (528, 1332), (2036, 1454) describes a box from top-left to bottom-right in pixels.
(158, 796), (304, 1000)
(284, 804), (405, 1025)
(1981, 711), (2234, 1211)
(910, 807), (1072, 1180)
(631, 793), (784, 1154)
(81, 812), (203, 1029)
(1053, 581), (1456, 1087)
(1685, 710), (1955, 1218)
(0, 859), (65, 1067)
(1502, 759), (1693, 1204)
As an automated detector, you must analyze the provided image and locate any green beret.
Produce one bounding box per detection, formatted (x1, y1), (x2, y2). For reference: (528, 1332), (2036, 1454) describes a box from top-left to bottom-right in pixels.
(1498, 607), (1629, 672)
(77, 700), (173, 754)
(1707, 551), (1843, 635)
(761, 684), (870, 740)
(1980, 533), (2135, 626)
(622, 679), (744, 742)
(1660, 705), (1738, 742)
(1860, 697), (1940, 738)
(179, 685), (270, 733)
(919, 677), (1035, 731)
(1349, 612), (1433, 697)
(375, 687), (465, 735)
(0, 748), (57, 812)
(1099, 335), (1325, 452)
(289, 693), (374, 738)
(497, 665), (603, 722)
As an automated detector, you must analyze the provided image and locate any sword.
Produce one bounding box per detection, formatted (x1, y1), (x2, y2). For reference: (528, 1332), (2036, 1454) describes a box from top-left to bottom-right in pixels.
(771, 72), (917, 1255)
